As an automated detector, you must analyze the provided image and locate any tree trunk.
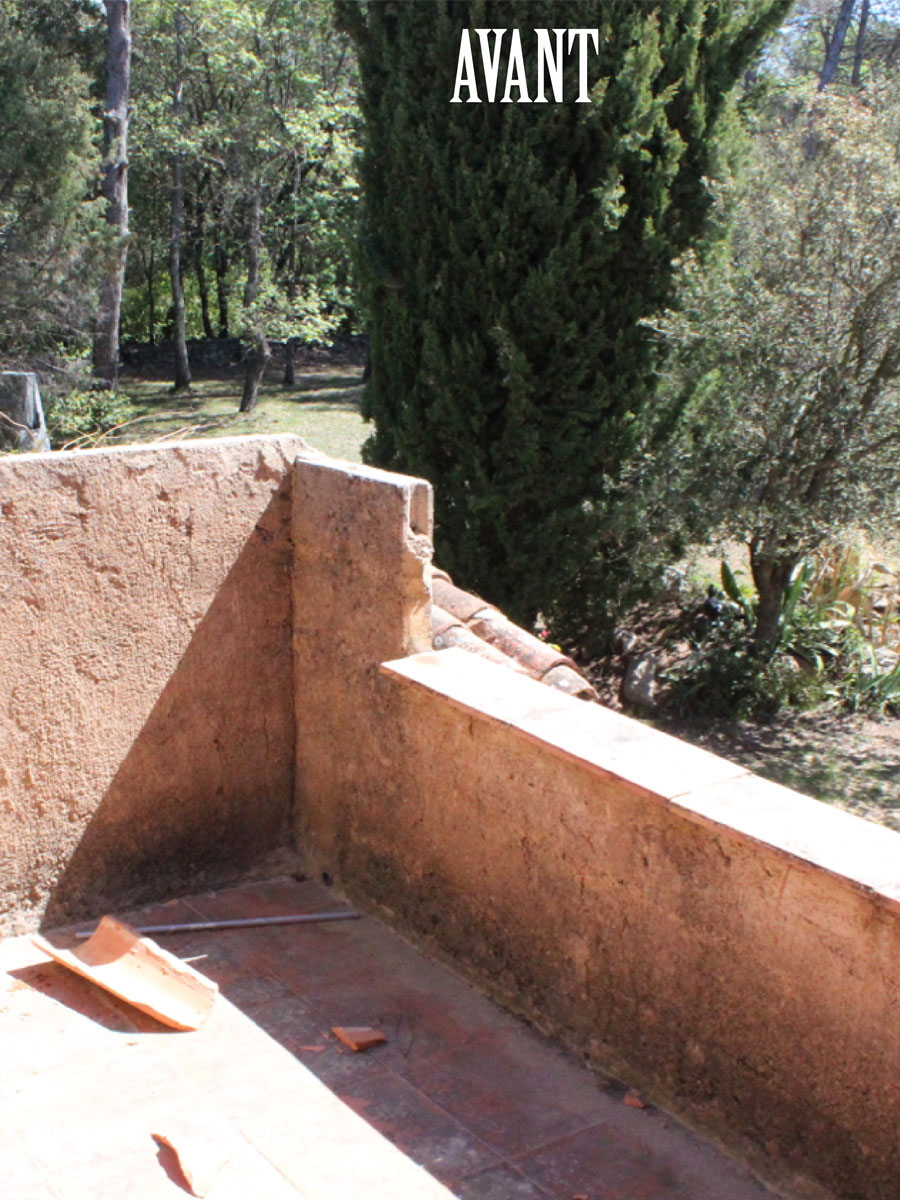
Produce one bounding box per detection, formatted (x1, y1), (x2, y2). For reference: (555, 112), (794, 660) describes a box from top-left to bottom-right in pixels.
(240, 335), (271, 412)
(749, 539), (800, 655)
(169, 8), (191, 392)
(239, 185), (267, 412)
(194, 195), (214, 339)
(144, 244), (156, 344)
(283, 337), (296, 386)
(819, 0), (857, 89)
(212, 208), (229, 337)
(851, 0), (870, 85)
(91, 0), (131, 388)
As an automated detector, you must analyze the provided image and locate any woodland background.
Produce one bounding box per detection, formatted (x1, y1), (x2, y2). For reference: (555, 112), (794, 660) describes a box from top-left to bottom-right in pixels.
(4, 0), (900, 819)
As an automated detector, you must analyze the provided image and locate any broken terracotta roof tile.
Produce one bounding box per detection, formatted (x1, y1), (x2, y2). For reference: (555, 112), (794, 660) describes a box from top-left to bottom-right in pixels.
(541, 662), (600, 703)
(152, 1126), (230, 1197)
(431, 568), (489, 623)
(466, 606), (577, 677)
(32, 915), (217, 1031)
(432, 603), (530, 674)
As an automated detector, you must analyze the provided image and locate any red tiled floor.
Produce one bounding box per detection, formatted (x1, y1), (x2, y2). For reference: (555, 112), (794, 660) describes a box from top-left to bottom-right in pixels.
(400, 1027), (607, 1161)
(458, 1163), (553, 1199)
(1, 876), (790, 1200)
(517, 1122), (698, 1200)
(338, 1067), (501, 1186)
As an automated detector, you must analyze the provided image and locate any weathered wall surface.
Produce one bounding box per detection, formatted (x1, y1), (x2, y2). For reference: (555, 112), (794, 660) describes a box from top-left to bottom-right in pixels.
(0, 435), (308, 932)
(298, 591), (900, 1200)
(4, 430), (900, 1199)
(292, 456), (433, 867)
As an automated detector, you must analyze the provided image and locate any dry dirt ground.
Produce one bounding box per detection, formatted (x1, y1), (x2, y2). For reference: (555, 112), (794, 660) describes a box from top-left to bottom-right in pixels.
(584, 599), (900, 833)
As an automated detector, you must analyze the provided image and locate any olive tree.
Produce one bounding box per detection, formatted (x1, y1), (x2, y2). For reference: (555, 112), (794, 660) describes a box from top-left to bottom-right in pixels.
(660, 80), (900, 649)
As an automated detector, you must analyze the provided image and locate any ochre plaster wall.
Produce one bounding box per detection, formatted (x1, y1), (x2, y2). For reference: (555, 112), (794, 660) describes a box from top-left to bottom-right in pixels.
(376, 654), (900, 1200)
(0, 435), (308, 932)
(292, 456), (434, 860)
(295, 488), (900, 1200)
(4, 431), (898, 1199)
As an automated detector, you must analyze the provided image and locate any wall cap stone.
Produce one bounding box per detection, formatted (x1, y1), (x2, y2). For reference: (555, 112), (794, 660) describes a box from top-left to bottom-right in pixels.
(1, 432), (317, 466)
(383, 647), (900, 909)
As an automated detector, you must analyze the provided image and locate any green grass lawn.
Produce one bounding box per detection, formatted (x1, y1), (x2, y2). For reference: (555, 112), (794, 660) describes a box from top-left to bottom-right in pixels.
(107, 365), (369, 463)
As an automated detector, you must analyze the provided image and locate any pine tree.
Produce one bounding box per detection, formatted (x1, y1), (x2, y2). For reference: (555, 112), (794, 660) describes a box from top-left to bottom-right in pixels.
(338, 0), (789, 642)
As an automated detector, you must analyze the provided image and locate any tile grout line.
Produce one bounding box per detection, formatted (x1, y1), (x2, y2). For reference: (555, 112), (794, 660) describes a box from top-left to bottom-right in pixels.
(162, 888), (615, 1197)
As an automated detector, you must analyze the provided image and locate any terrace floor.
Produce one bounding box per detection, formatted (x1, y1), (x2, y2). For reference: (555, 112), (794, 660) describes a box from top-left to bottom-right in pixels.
(1, 875), (787, 1200)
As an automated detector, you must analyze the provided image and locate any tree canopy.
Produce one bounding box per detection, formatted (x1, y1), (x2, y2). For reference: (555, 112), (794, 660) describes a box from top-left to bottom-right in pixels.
(656, 79), (900, 646)
(0, 0), (361, 395)
(338, 0), (790, 641)
(0, 0), (103, 355)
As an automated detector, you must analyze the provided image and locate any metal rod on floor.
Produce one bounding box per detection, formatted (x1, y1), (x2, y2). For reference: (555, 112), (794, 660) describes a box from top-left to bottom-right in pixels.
(75, 910), (361, 938)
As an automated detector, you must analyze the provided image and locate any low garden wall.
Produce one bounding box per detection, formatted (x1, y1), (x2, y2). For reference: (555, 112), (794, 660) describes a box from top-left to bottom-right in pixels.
(1, 435), (897, 1198)
(294, 455), (900, 1200)
(0, 436), (305, 931)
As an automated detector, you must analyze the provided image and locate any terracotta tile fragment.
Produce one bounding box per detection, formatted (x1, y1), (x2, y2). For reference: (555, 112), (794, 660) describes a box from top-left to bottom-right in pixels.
(331, 1025), (387, 1052)
(32, 915), (217, 1031)
(152, 1127), (230, 1197)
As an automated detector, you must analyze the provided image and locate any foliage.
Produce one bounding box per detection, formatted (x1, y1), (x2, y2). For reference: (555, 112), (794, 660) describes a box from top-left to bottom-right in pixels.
(837, 640), (900, 713)
(340, 0), (789, 643)
(0, 0), (105, 355)
(805, 541), (900, 648)
(719, 559), (854, 671)
(43, 385), (134, 447)
(666, 621), (815, 719)
(125, 0), (360, 354)
(667, 555), (900, 717)
(0, 0), (362, 419)
(655, 78), (900, 647)
(764, 0), (900, 87)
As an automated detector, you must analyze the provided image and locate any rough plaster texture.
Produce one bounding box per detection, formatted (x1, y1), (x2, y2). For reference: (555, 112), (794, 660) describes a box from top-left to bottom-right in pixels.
(4, 433), (900, 1198)
(297, 582), (900, 1200)
(292, 457), (433, 866)
(0, 436), (308, 933)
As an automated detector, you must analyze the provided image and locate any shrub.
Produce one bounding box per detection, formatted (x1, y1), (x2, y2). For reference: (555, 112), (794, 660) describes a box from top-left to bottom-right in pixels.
(44, 386), (133, 447)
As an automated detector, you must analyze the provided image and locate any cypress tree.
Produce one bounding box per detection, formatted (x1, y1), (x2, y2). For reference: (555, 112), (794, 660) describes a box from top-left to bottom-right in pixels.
(338, 0), (789, 642)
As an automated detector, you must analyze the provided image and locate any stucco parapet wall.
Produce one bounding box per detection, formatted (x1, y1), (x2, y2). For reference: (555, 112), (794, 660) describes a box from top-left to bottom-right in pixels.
(0, 434), (315, 932)
(383, 648), (900, 908)
(1, 430), (321, 471)
(292, 455), (434, 664)
(383, 647), (749, 799)
(375, 647), (900, 1197)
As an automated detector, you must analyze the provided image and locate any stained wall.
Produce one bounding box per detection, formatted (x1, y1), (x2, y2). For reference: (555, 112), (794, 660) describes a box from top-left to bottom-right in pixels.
(0, 436), (307, 931)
